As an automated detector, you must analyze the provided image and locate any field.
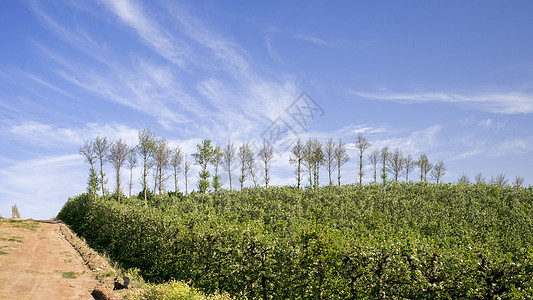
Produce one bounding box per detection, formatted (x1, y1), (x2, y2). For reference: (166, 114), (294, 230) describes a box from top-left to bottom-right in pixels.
(58, 183), (533, 299)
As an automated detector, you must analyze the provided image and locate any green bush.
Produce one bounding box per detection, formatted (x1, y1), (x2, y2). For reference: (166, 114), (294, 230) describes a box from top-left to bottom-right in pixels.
(57, 183), (533, 299)
(141, 280), (232, 300)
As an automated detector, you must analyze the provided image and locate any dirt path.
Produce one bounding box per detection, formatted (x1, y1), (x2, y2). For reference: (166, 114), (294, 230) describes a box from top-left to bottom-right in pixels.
(0, 219), (99, 299)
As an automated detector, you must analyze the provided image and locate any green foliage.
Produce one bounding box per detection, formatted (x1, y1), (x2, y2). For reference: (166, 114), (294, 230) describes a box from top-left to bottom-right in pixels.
(211, 146), (223, 192)
(87, 168), (100, 198)
(140, 280), (232, 300)
(58, 183), (533, 299)
(212, 174), (221, 192)
(193, 139), (215, 193)
(198, 170), (211, 194)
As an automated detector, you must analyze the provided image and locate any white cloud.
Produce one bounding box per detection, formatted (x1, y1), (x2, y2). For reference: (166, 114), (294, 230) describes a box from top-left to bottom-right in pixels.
(0, 154), (85, 219)
(478, 118), (505, 128)
(31, 0), (301, 139)
(265, 36), (285, 65)
(5, 121), (140, 148)
(99, 0), (191, 67)
(494, 136), (533, 156)
(447, 133), (533, 162)
(352, 90), (533, 114)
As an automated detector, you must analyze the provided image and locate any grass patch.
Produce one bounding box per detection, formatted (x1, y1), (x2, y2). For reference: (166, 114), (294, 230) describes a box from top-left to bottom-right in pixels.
(99, 269), (116, 278)
(8, 236), (23, 243)
(0, 250), (8, 255)
(8, 220), (39, 230)
(64, 258), (72, 264)
(62, 271), (77, 279)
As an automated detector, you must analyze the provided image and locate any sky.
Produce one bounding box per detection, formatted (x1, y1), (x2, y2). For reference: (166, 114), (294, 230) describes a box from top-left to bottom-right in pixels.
(1, 0), (532, 219)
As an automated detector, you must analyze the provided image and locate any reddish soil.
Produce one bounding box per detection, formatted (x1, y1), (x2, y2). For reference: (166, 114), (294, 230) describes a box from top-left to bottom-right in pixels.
(0, 219), (105, 299)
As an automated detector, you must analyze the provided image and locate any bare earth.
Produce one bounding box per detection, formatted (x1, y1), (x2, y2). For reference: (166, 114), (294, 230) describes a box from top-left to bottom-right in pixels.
(0, 219), (99, 299)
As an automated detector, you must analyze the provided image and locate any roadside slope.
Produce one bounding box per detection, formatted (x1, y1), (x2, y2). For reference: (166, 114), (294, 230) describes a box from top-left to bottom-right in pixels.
(0, 219), (99, 299)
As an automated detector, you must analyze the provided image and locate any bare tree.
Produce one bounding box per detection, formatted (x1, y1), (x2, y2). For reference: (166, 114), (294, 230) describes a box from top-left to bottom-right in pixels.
(183, 154), (192, 195)
(388, 148), (404, 182)
(126, 147), (137, 198)
(491, 174), (508, 187)
(258, 141), (274, 188)
(369, 148), (380, 183)
(417, 153), (432, 182)
(380, 146), (390, 184)
(137, 128), (157, 203)
(170, 147), (183, 193)
(108, 139), (128, 203)
(355, 133), (372, 186)
(94, 136), (110, 198)
(152, 138), (170, 194)
(303, 140), (314, 187)
(238, 143), (251, 190)
(245, 144), (258, 187)
(222, 140), (236, 191)
(475, 172), (486, 184)
(334, 138), (350, 186)
(513, 176), (525, 188)
(458, 173), (470, 184)
(304, 138), (324, 188)
(211, 146), (223, 192)
(324, 138), (336, 186)
(12, 205), (20, 219)
(430, 160), (447, 183)
(79, 140), (99, 200)
(289, 138), (305, 189)
(404, 154), (417, 182)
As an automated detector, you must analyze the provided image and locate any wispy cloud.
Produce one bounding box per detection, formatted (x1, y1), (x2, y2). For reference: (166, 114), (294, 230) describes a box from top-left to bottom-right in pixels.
(30, 0), (300, 139)
(352, 90), (533, 114)
(0, 154), (84, 219)
(292, 33), (338, 48)
(5, 121), (140, 149)
(478, 118), (505, 129)
(23, 72), (76, 99)
(450, 134), (533, 161)
(99, 0), (191, 67)
(29, 2), (113, 68)
(265, 36), (285, 65)
(366, 125), (443, 156)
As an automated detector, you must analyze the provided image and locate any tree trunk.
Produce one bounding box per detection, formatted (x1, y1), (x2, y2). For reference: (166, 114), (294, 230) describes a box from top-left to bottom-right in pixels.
(228, 168), (232, 191)
(174, 166), (178, 192)
(297, 159), (301, 189)
(116, 166), (121, 203)
(143, 161), (148, 204)
(129, 166), (133, 198)
(100, 161), (106, 198)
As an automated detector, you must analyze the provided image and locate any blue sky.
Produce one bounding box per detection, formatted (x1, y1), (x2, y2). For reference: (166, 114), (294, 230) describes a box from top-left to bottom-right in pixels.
(1, 1), (532, 219)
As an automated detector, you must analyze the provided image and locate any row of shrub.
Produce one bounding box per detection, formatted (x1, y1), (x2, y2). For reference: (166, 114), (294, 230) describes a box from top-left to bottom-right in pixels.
(58, 183), (533, 298)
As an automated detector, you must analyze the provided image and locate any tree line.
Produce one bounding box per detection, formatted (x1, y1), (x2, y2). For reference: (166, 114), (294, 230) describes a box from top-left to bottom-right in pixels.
(79, 129), (526, 201)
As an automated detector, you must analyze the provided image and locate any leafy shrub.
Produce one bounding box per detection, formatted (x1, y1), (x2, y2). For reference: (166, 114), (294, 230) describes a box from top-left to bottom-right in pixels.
(141, 280), (232, 300)
(58, 183), (533, 299)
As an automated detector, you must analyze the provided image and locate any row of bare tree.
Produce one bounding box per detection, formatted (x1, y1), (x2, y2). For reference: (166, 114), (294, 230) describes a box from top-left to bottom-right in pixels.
(79, 130), (525, 200)
(79, 129), (190, 203)
(289, 134), (448, 189)
(458, 172), (525, 187)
